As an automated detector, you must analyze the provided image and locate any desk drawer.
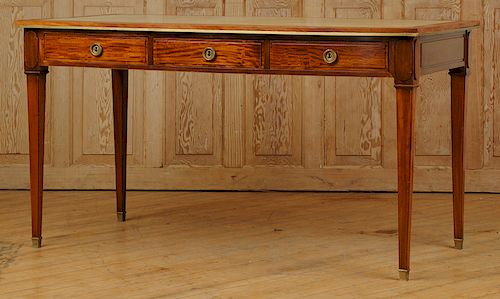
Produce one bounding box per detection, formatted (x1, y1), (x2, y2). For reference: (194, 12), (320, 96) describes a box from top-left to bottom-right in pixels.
(42, 32), (148, 65)
(270, 41), (387, 71)
(153, 38), (263, 69)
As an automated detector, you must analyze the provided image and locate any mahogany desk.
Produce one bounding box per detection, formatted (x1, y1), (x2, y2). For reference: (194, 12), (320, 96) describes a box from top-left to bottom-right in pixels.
(17, 15), (479, 280)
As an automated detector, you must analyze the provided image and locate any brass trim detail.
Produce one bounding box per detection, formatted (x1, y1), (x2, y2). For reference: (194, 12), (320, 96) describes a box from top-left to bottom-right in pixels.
(398, 269), (410, 281)
(32, 237), (42, 248)
(117, 212), (126, 222)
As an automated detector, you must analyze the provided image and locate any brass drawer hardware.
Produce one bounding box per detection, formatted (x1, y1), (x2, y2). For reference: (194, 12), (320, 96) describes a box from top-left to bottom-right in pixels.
(90, 43), (103, 57)
(323, 49), (337, 64)
(202, 47), (216, 61)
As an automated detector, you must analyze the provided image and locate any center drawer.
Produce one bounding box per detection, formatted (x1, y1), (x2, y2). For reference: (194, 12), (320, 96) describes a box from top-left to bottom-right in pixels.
(153, 38), (263, 69)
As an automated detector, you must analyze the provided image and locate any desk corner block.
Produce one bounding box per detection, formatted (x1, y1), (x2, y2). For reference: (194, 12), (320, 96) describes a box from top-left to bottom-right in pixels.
(390, 38), (420, 87)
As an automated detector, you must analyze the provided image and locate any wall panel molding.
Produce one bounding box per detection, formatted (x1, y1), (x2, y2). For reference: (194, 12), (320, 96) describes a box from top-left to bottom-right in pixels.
(0, 0), (497, 192)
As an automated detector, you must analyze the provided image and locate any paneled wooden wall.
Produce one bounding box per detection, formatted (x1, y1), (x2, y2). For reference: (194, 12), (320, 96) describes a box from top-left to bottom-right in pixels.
(1, 0), (499, 192)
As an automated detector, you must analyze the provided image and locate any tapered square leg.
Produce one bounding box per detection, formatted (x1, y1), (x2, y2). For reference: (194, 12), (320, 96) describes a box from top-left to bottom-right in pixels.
(112, 69), (128, 222)
(395, 84), (417, 280)
(450, 67), (468, 250)
(27, 69), (48, 248)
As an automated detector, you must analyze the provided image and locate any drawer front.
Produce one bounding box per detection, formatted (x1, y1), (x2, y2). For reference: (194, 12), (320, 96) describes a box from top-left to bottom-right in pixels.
(42, 32), (148, 65)
(270, 41), (387, 71)
(153, 38), (263, 69)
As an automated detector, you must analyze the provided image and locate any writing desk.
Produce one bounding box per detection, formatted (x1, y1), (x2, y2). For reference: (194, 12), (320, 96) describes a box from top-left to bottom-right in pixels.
(17, 15), (479, 280)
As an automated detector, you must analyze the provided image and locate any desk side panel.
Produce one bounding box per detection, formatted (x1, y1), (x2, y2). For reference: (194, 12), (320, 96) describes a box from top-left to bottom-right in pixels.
(420, 31), (467, 75)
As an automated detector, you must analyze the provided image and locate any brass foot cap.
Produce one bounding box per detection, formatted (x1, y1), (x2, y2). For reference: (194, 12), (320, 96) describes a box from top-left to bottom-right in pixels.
(117, 212), (126, 222)
(454, 239), (464, 250)
(32, 237), (42, 248)
(399, 269), (409, 281)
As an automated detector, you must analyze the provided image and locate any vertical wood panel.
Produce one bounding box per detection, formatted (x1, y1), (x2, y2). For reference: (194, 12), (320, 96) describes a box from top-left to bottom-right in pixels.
(223, 73), (245, 167)
(175, 72), (214, 155)
(0, 6), (30, 155)
(245, 0), (303, 166)
(49, 0), (72, 168)
(143, 0), (166, 168)
(381, 0), (402, 171)
(0, 0), (52, 165)
(302, 0), (325, 169)
(493, 10), (500, 158)
(248, 0), (302, 16)
(324, 0), (383, 167)
(164, 0), (223, 166)
(223, 0), (246, 168)
(82, 69), (114, 155)
(253, 76), (293, 156)
(461, 0), (483, 170)
(484, 0), (500, 168)
(404, 0), (460, 165)
(1, 0), (498, 192)
(72, 0), (144, 166)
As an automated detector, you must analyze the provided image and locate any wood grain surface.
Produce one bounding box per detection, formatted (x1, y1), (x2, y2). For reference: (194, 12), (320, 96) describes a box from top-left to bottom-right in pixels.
(1, 191), (499, 296)
(269, 41), (387, 71)
(16, 14), (479, 36)
(0, 0), (497, 193)
(153, 38), (263, 69)
(42, 32), (148, 65)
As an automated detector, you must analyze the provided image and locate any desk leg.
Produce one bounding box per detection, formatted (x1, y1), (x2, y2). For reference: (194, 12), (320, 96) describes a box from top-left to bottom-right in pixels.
(27, 68), (48, 248)
(450, 67), (468, 250)
(395, 84), (417, 281)
(112, 69), (128, 222)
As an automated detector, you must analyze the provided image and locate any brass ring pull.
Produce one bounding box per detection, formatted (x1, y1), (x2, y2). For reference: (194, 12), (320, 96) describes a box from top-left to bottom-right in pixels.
(323, 49), (337, 64)
(90, 43), (103, 57)
(203, 47), (216, 61)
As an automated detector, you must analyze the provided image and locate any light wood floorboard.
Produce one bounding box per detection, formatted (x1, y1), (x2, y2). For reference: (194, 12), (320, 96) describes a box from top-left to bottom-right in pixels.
(0, 191), (499, 298)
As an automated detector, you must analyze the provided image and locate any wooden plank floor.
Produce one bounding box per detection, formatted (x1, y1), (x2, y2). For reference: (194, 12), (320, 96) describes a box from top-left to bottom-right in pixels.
(0, 191), (499, 298)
